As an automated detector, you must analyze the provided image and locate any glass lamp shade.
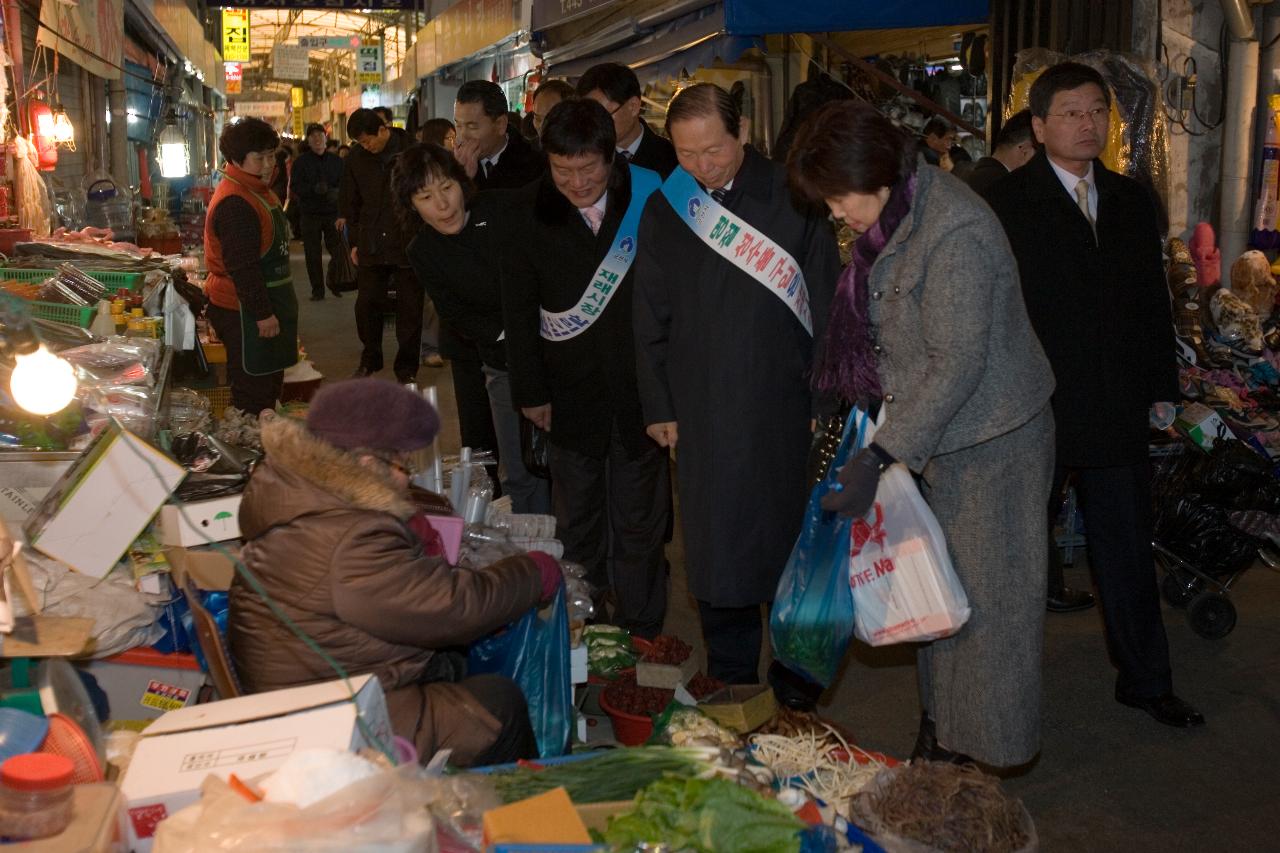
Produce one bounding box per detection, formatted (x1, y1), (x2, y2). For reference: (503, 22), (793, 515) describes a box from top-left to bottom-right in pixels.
(158, 122), (190, 178)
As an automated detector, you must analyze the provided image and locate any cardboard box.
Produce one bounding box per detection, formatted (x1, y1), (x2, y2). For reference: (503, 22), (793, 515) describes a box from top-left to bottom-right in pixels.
(1174, 402), (1235, 451)
(698, 684), (777, 734)
(9, 783), (125, 852)
(163, 545), (238, 591)
(635, 655), (696, 690)
(23, 423), (186, 578)
(483, 787), (592, 847)
(157, 495), (242, 547)
(120, 674), (391, 853)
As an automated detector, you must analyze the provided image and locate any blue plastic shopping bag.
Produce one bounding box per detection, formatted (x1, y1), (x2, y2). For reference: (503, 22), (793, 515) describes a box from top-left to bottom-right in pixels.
(468, 586), (572, 758)
(769, 409), (871, 687)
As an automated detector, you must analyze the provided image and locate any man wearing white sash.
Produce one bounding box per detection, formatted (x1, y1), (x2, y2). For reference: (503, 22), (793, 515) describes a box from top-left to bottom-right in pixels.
(502, 99), (671, 637)
(634, 84), (840, 690)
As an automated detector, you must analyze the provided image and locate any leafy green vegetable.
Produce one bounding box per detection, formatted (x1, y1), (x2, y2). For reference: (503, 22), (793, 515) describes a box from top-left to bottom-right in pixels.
(488, 746), (708, 804)
(603, 776), (804, 853)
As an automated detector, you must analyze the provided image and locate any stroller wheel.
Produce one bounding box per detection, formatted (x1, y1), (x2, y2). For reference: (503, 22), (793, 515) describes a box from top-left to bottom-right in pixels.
(1187, 591), (1236, 639)
(1161, 572), (1197, 608)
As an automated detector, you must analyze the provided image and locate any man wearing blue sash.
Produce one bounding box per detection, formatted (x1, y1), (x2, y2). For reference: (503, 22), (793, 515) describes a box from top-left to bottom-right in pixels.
(634, 84), (840, 690)
(501, 99), (671, 638)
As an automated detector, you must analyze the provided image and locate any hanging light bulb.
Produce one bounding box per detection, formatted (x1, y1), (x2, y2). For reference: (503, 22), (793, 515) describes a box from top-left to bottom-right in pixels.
(50, 103), (75, 148)
(9, 345), (77, 415)
(158, 115), (190, 179)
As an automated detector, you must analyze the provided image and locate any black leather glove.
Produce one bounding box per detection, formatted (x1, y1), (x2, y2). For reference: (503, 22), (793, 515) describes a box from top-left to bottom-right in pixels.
(821, 443), (895, 518)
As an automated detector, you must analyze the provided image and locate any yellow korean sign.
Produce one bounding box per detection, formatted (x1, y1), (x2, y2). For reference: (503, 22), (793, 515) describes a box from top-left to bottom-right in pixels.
(291, 86), (305, 108)
(222, 9), (250, 63)
(293, 113), (305, 137)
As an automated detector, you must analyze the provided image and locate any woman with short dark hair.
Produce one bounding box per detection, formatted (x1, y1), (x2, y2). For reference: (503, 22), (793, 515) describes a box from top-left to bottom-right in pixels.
(788, 101), (1056, 768)
(392, 144), (551, 514)
(203, 117), (298, 416)
(419, 117), (456, 149)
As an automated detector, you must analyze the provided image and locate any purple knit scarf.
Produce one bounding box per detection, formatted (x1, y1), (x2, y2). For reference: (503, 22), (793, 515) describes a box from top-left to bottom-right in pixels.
(812, 173), (917, 403)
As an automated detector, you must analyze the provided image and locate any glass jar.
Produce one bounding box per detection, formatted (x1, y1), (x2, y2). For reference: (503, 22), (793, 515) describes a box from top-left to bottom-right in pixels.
(0, 753), (75, 840)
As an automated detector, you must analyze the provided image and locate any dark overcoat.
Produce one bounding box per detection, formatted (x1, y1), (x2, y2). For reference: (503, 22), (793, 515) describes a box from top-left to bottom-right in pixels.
(500, 160), (656, 459)
(985, 151), (1177, 467)
(630, 121), (678, 178)
(633, 146), (840, 607)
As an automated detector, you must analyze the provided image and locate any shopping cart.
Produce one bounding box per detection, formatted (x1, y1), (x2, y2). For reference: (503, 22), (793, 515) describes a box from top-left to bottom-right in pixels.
(1150, 438), (1280, 639)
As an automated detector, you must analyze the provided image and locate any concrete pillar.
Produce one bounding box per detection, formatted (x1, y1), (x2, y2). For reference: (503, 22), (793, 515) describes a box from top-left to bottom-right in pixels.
(108, 79), (130, 185)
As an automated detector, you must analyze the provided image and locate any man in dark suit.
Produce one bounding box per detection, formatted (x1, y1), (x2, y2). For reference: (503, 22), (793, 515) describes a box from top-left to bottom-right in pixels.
(454, 80), (546, 190)
(965, 109), (1036, 199)
(986, 62), (1203, 729)
(578, 62), (678, 178)
(501, 99), (670, 638)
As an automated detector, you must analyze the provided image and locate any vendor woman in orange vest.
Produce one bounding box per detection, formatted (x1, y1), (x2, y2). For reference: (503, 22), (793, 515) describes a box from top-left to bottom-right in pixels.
(203, 117), (299, 416)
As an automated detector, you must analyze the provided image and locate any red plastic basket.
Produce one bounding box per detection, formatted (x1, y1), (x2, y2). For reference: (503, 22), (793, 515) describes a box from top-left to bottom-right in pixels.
(598, 687), (655, 746)
(38, 713), (104, 784)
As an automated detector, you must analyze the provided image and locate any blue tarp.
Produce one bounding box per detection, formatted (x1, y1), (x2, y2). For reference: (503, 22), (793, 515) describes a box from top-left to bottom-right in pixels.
(724, 0), (988, 34)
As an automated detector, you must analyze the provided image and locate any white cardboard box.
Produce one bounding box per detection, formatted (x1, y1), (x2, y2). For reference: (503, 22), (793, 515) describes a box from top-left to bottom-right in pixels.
(23, 423), (186, 578)
(570, 643), (588, 685)
(120, 674), (392, 852)
(157, 495), (242, 547)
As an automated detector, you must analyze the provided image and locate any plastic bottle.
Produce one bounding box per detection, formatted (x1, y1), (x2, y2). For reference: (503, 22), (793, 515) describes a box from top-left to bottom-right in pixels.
(90, 299), (115, 337)
(462, 463), (494, 524)
(0, 753), (74, 839)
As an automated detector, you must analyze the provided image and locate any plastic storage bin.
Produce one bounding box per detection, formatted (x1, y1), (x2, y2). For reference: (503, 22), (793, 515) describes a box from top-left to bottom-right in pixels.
(0, 266), (145, 291)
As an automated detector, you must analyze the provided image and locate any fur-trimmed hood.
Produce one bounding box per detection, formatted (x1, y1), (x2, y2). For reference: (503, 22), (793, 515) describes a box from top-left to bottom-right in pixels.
(239, 416), (415, 539)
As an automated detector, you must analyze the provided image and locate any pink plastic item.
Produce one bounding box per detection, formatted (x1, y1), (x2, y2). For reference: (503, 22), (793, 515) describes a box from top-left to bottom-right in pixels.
(427, 515), (465, 565)
(1190, 222), (1221, 287)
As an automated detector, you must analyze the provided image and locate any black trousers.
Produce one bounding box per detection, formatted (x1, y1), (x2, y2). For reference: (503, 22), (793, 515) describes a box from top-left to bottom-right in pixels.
(300, 214), (342, 296)
(450, 347), (500, 455)
(697, 600), (763, 684)
(207, 304), (283, 416)
(548, 421), (670, 637)
(1052, 462), (1174, 699)
(355, 264), (423, 379)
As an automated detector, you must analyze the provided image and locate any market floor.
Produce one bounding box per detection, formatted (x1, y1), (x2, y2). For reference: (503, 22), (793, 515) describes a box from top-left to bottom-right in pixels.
(288, 246), (1280, 852)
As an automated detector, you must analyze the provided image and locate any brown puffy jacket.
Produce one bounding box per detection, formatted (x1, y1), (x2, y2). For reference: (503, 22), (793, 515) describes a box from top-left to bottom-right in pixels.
(228, 416), (543, 760)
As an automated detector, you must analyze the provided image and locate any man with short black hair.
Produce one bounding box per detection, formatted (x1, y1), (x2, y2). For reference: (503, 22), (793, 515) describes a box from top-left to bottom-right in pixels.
(577, 62), (677, 178)
(965, 109), (1036, 198)
(531, 79), (576, 137)
(454, 80), (545, 190)
(339, 108), (427, 383)
(986, 61), (1202, 730)
(501, 99), (671, 637)
(291, 123), (345, 301)
(374, 106), (394, 127)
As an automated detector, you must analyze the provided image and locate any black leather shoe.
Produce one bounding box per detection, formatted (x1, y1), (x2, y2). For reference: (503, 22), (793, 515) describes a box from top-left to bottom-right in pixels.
(310, 292), (324, 301)
(351, 365), (378, 378)
(1047, 585), (1095, 613)
(327, 284), (343, 298)
(767, 661), (822, 712)
(1116, 692), (1205, 728)
(909, 711), (975, 765)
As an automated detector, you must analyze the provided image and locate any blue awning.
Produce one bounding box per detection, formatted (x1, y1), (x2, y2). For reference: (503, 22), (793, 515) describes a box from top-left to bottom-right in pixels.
(724, 0), (988, 34)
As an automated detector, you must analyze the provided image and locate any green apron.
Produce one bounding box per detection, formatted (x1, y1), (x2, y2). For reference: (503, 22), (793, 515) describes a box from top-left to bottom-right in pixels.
(226, 177), (299, 376)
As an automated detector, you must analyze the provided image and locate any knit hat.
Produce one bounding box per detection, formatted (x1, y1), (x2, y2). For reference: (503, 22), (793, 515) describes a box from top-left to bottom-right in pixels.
(305, 378), (440, 452)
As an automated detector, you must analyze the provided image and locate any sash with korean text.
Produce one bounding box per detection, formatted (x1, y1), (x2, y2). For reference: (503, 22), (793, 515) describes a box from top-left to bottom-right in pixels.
(659, 166), (812, 336)
(539, 164), (663, 341)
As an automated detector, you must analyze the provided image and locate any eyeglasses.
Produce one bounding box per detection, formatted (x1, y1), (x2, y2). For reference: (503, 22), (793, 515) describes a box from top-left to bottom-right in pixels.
(1046, 107), (1107, 124)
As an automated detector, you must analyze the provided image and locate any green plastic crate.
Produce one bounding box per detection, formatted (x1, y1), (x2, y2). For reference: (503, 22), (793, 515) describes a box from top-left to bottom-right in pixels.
(28, 300), (95, 327)
(0, 267), (145, 291)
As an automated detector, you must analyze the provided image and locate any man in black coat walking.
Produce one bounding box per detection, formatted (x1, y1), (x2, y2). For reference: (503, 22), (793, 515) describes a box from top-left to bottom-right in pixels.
(291, 123), (346, 301)
(339, 109), (428, 383)
(454, 80), (546, 191)
(578, 62), (678, 178)
(986, 62), (1203, 729)
(500, 99), (670, 638)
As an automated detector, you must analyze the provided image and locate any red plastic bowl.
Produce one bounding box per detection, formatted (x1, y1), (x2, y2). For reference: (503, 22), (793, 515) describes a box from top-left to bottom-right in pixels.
(598, 687), (655, 746)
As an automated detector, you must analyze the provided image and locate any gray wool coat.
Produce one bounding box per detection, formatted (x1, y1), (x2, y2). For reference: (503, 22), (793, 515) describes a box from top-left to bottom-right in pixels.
(863, 164), (1057, 767)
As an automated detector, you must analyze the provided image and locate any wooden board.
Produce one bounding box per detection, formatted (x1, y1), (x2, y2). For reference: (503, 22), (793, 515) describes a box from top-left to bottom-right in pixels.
(0, 615), (94, 657)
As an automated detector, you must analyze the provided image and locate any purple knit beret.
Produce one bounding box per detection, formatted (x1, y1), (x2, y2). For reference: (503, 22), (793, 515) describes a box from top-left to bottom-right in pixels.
(305, 378), (440, 452)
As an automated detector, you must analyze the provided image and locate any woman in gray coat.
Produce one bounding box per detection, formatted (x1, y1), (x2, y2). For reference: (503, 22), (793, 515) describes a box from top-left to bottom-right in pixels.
(788, 102), (1057, 768)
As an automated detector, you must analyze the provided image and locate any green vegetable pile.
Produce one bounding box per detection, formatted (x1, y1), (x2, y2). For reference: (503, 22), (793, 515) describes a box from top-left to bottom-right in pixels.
(488, 746), (709, 805)
(602, 776), (804, 853)
(585, 625), (637, 678)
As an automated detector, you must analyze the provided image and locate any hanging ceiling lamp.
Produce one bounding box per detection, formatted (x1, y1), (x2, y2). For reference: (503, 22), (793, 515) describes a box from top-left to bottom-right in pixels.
(157, 110), (190, 179)
(50, 101), (75, 149)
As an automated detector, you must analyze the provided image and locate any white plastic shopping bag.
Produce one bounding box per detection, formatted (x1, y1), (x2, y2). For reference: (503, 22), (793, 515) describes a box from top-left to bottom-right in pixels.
(848, 459), (971, 647)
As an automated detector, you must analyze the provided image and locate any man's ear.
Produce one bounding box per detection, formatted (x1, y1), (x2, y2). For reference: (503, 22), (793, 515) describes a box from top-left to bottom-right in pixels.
(495, 112), (509, 136)
(737, 115), (750, 144)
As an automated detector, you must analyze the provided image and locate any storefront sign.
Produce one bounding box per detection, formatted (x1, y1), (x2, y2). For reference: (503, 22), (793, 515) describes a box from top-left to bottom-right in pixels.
(36, 0), (124, 80)
(273, 44), (311, 81)
(209, 0), (411, 8)
(357, 45), (383, 85)
(531, 0), (618, 31)
(234, 100), (287, 118)
(291, 87), (306, 109)
(299, 36), (361, 49)
(415, 0), (516, 76)
(222, 9), (250, 62)
(293, 112), (305, 137)
(224, 62), (243, 94)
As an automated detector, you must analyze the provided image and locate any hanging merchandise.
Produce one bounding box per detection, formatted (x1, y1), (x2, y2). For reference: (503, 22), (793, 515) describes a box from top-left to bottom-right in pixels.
(1253, 95), (1280, 250)
(27, 97), (58, 171)
(14, 137), (54, 236)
